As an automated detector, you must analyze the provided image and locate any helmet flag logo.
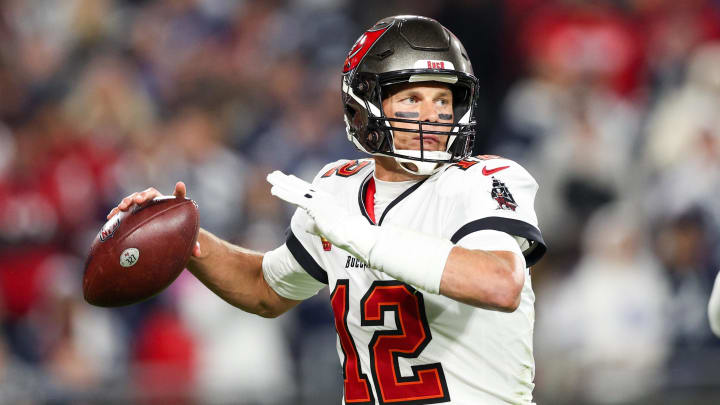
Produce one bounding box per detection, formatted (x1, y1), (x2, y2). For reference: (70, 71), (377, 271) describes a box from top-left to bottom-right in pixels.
(343, 26), (390, 73)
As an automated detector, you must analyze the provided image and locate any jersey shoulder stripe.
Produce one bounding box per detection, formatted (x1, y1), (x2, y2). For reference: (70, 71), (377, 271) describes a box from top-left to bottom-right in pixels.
(451, 216), (547, 267)
(285, 230), (328, 284)
(440, 155), (546, 266)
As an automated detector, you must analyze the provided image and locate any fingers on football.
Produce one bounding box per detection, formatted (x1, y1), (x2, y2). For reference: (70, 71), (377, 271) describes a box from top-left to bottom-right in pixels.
(107, 187), (161, 219)
(135, 187), (160, 204)
(106, 208), (118, 220)
(173, 182), (187, 199)
(107, 193), (137, 219)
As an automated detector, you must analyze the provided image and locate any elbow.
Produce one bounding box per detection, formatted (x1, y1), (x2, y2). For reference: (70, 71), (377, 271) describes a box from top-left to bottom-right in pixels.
(493, 297), (520, 313)
(255, 302), (285, 318)
(258, 309), (282, 319)
(445, 249), (525, 311)
(492, 284), (522, 312)
(227, 298), (285, 318)
(485, 251), (525, 312)
(467, 278), (521, 312)
(489, 269), (524, 312)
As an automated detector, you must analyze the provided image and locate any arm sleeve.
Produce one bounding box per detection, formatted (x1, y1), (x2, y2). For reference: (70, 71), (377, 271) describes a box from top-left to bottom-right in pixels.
(262, 243), (325, 301)
(449, 159), (547, 267)
(709, 271), (720, 337)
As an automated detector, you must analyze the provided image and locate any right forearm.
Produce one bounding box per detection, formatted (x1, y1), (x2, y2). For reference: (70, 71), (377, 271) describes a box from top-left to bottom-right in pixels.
(186, 229), (288, 317)
(107, 184), (295, 317)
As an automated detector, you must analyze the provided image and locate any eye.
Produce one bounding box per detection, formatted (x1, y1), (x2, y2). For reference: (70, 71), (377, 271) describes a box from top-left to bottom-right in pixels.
(435, 98), (450, 107)
(400, 96), (418, 104)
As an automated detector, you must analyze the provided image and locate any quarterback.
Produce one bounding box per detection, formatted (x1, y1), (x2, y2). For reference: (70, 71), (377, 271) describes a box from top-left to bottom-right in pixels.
(109, 15), (546, 404)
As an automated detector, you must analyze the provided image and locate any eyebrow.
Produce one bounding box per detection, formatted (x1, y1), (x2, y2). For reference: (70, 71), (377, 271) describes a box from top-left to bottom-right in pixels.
(396, 89), (452, 99)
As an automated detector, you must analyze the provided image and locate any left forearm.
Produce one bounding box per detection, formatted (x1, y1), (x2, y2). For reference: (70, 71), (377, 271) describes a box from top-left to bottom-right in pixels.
(265, 171), (525, 310)
(439, 247), (524, 311)
(367, 226), (525, 311)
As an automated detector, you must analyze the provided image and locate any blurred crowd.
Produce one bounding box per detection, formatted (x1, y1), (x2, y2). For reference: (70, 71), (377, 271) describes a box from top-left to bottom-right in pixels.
(0, 0), (719, 404)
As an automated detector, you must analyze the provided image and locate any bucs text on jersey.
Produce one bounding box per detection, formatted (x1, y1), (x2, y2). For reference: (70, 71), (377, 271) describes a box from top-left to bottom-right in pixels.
(262, 156), (546, 404)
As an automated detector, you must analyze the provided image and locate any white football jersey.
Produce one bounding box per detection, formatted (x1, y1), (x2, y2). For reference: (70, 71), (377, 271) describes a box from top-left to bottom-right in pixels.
(263, 156), (546, 404)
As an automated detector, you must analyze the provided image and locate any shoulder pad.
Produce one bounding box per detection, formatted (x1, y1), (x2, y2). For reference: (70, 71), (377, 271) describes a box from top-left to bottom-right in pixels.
(436, 156), (537, 197)
(313, 158), (374, 183)
(446, 155), (534, 180)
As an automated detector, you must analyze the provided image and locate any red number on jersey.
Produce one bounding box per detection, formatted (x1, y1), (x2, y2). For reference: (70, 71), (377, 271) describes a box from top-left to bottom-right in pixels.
(322, 160), (371, 178)
(362, 282), (449, 404)
(331, 280), (374, 404)
(332, 280), (450, 404)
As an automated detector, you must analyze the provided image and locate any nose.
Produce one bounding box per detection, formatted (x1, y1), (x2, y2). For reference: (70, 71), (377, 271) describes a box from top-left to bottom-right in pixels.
(418, 100), (439, 123)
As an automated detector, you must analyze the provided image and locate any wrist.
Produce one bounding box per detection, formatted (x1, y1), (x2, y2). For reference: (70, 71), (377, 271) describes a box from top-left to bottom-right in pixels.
(187, 230), (222, 273)
(368, 225), (454, 294)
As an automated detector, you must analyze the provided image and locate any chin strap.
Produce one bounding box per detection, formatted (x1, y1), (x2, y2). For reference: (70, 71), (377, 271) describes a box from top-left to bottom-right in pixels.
(393, 150), (450, 176)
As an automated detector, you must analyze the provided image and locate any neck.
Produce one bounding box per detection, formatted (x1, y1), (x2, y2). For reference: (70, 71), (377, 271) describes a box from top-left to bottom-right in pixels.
(373, 156), (428, 182)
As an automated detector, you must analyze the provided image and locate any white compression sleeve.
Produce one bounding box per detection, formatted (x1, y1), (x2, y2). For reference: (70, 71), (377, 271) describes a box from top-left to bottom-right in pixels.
(367, 225), (454, 294)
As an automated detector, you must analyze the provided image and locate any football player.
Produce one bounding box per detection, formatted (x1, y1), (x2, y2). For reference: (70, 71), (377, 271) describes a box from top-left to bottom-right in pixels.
(709, 271), (720, 337)
(109, 15), (546, 404)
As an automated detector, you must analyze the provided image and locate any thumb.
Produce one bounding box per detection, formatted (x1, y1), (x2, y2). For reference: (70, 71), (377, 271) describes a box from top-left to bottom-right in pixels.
(174, 181), (187, 199)
(191, 241), (202, 257)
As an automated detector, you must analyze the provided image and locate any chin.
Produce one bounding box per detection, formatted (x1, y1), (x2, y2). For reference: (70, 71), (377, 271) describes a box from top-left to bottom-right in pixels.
(414, 144), (442, 151)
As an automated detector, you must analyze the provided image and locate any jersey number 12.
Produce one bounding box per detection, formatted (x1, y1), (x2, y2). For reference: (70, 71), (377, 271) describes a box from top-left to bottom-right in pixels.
(330, 280), (450, 404)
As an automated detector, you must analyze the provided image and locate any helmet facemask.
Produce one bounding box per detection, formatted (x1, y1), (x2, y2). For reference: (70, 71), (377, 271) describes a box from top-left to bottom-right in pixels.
(343, 71), (476, 175)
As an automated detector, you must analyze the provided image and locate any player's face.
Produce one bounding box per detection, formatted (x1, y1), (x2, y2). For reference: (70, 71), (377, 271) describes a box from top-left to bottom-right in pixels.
(382, 83), (454, 152)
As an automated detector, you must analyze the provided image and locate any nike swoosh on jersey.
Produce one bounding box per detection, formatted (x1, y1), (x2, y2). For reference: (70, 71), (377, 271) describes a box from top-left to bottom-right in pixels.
(482, 165), (510, 176)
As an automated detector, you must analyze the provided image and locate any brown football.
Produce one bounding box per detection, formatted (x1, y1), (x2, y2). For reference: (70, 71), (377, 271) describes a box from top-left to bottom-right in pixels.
(83, 196), (199, 307)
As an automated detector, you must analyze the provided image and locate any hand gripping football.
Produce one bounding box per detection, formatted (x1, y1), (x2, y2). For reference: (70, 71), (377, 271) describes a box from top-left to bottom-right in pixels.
(83, 196), (199, 307)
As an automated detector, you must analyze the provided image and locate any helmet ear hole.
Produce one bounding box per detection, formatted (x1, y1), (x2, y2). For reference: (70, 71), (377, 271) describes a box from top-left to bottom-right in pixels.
(368, 131), (381, 148)
(345, 103), (364, 130)
(354, 79), (370, 96)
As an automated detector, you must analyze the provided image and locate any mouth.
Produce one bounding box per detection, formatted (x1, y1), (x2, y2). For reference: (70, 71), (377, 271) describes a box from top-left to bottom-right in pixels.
(413, 135), (441, 149)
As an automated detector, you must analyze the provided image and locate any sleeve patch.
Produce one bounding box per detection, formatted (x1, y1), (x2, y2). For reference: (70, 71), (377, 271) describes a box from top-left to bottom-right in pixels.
(489, 177), (518, 211)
